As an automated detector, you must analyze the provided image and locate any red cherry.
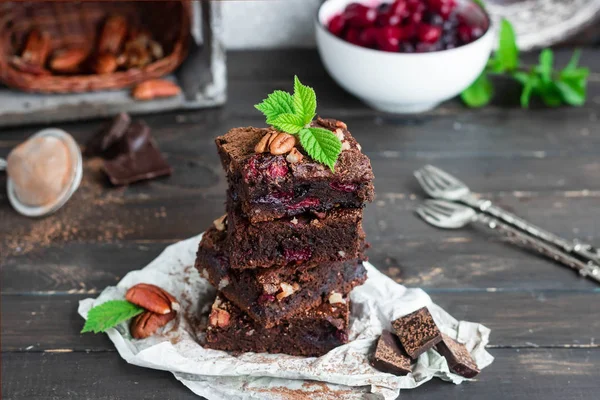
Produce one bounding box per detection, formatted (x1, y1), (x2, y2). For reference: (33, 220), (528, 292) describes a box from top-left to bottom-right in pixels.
(390, 0), (408, 16)
(359, 26), (379, 47)
(418, 24), (442, 44)
(457, 24), (471, 43)
(410, 11), (424, 24)
(407, 0), (426, 12)
(403, 23), (419, 40)
(376, 26), (403, 52)
(345, 4), (377, 28)
(345, 28), (362, 46)
(376, 11), (402, 27)
(328, 14), (346, 36)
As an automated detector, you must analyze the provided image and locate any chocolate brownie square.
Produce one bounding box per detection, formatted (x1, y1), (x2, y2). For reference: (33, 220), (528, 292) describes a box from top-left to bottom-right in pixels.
(196, 226), (367, 328)
(215, 117), (375, 223)
(391, 307), (442, 359)
(371, 330), (412, 376)
(436, 333), (480, 378)
(225, 194), (365, 269)
(204, 293), (350, 357)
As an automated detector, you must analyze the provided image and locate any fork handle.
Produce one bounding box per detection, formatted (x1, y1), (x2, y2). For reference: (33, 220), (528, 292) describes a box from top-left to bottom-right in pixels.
(461, 195), (600, 265)
(473, 213), (600, 283)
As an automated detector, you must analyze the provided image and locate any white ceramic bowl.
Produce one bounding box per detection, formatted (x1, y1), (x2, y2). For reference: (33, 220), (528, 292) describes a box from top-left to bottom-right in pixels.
(316, 0), (495, 113)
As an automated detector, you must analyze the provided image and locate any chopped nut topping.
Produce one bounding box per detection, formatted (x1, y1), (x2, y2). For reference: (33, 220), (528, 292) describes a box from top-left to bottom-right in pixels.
(218, 277), (230, 290)
(341, 141), (351, 151)
(246, 329), (255, 336)
(276, 282), (297, 301)
(199, 269), (210, 280)
(213, 214), (227, 231)
(212, 296), (223, 310)
(263, 283), (279, 295)
(269, 132), (296, 155)
(338, 250), (346, 257)
(286, 147), (304, 164)
(328, 291), (346, 304)
(335, 120), (347, 130)
(209, 308), (230, 328)
(290, 217), (299, 225)
(356, 143), (362, 151)
(334, 128), (345, 141)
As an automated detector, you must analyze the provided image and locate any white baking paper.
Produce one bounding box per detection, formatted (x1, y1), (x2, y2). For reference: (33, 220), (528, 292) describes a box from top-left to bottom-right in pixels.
(79, 233), (493, 399)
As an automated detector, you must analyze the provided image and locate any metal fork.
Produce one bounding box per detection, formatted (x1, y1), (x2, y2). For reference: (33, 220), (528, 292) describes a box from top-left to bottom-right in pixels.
(416, 200), (600, 283)
(414, 164), (600, 265)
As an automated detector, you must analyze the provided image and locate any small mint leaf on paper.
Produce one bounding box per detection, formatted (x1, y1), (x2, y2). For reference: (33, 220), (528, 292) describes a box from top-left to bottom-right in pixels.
(81, 300), (143, 334)
(299, 127), (342, 172)
(293, 76), (317, 125)
(496, 19), (519, 72)
(255, 90), (295, 125)
(272, 113), (305, 134)
(461, 73), (493, 108)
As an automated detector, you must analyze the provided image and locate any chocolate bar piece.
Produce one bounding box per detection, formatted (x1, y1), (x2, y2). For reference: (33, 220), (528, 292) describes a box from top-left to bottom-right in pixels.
(391, 307), (442, 359)
(436, 333), (480, 378)
(204, 293), (350, 357)
(371, 330), (412, 376)
(85, 112), (131, 157)
(103, 122), (172, 186)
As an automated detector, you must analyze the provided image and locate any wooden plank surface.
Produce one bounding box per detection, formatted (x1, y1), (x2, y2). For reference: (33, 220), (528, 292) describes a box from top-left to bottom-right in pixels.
(2, 49), (600, 399)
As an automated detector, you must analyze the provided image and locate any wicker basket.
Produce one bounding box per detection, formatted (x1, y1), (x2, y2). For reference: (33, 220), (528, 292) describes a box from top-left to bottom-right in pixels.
(0, 1), (191, 93)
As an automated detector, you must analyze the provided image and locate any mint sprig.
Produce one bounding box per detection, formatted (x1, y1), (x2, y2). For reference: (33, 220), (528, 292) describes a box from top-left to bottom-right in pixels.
(81, 300), (144, 334)
(254, 76), (342, 171)
(461, 18), (589, 108)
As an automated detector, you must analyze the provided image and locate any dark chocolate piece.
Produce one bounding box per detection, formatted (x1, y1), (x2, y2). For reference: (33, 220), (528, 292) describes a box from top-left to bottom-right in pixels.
(215, 118), (374, 223)
(436, 333), (480, 378)
(85, 112), (131, 157)
(195, 226), (367, 328)
(391, 307), (442, 359)
(103, 136), (172, 186)
(371, 330), (412, 376)
(204, 293), (350, 357)
(120, 121), (151, 154)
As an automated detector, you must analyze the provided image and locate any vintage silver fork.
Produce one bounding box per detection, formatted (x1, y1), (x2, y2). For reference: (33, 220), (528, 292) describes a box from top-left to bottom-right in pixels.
(414, 164), (600, 265)
(416, 199), (600, 284)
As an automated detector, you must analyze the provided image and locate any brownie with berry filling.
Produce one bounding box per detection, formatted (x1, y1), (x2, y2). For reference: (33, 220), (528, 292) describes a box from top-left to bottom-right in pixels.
(205, 293), (350, 357)
(215, 117), (375, 223)
(225, 192), (365, 269)
(196, 226), (367, 328)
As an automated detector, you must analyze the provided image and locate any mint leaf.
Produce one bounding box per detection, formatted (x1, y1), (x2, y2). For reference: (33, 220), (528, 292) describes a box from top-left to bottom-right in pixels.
(473, 0), (485, 9)
(520, 74), (539, 108)
(564, 49), (582, 71)
(538, 49), (553, 84)
(496, 19), (519, 72)
(537, 82), (562, 107)
(293, 76), (317, 125)
(560, 68), (589, 81)
(255, 90), (295, 126)
(81, 300), (144, 334)
(555, 79), (586, 106)
(298, 127), (342, 172)
(272, 113), (305, 134)
(461, 73), (493, 107)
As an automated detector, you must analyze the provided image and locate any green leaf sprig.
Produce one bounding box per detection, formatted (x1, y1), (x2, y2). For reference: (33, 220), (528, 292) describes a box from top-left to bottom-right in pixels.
(81, 300), (143, 334)
(461, 18), (589, 108)
(255, 76), (342, 171)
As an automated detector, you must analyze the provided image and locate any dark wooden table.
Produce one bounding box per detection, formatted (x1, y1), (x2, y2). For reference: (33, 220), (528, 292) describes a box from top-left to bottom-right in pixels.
(2, 50), (599, 399)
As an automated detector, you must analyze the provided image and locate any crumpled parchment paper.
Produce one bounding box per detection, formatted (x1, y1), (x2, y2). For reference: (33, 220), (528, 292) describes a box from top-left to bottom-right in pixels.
(79, 233), (494, 399)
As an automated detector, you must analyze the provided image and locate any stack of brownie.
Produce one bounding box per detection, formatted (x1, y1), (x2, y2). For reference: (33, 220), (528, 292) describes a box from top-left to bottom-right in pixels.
(195, 118), (375, 357)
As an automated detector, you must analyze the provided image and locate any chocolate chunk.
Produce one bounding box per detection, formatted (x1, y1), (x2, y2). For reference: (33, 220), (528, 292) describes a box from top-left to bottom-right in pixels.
(85, 112), (131, 157)
(436, 333), (480, 378)
(391, 307), (442, 359)
(120, 121), (151, 154)
(371, 330), (412, 376)
(103, 138), (172, 186)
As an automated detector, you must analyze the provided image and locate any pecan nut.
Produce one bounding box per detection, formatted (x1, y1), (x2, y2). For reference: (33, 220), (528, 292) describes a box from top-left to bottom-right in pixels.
(254, 132), (276, 153)
(125, 283), (179, 315)
(50, 48), (88, 73)
(209, 308), (230, 328)
(213, 214), (227, 231)
(132, 79), (181, 101)
(130, 310), (175, 339)
(269, 132), (297, 155)
(93, 52), (118, 74)
(21, 29), (50, 66)
(98, 15), (128, 54)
